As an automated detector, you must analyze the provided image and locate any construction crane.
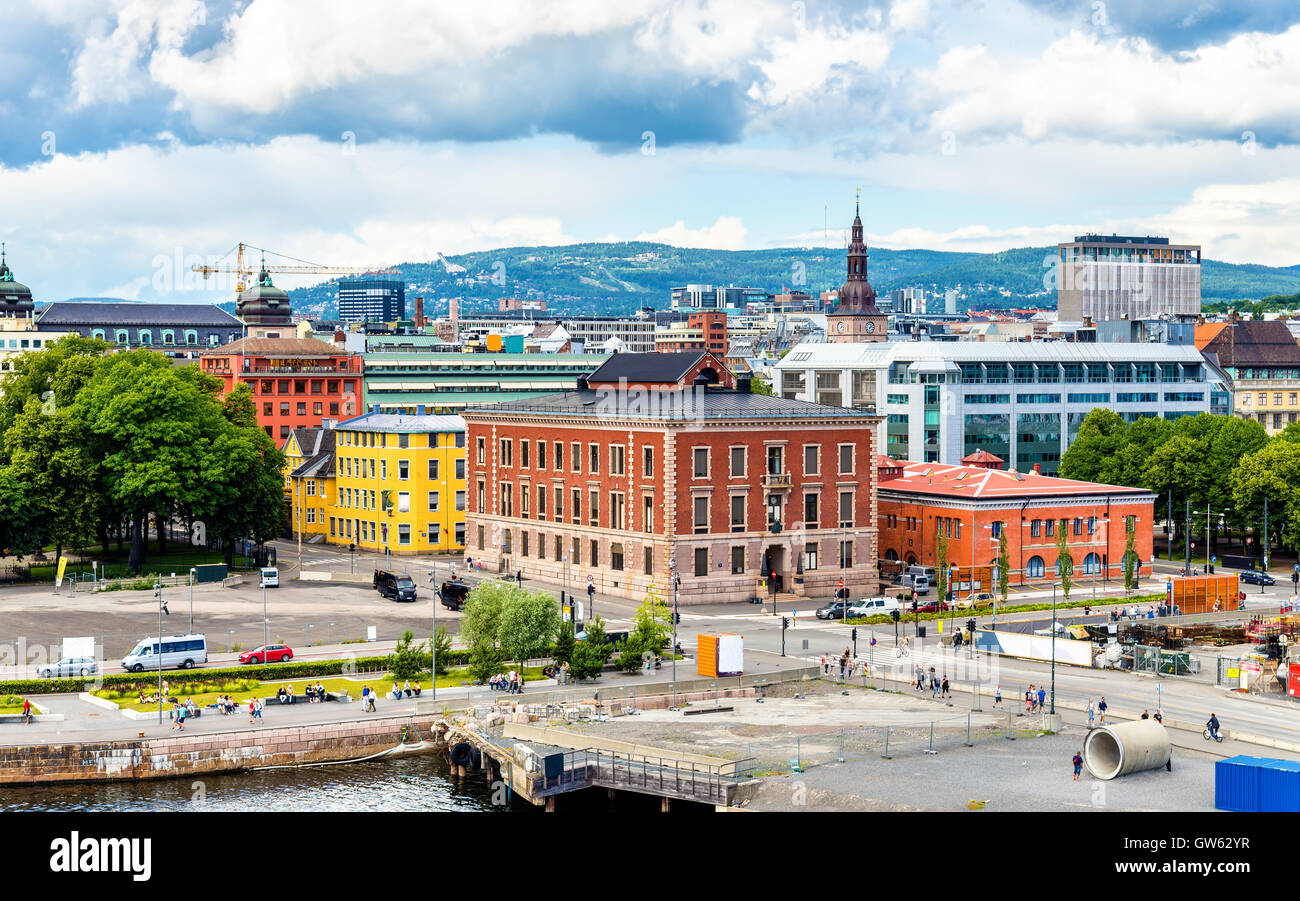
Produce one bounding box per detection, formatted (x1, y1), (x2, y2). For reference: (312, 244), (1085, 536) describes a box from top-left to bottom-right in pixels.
(191, 242), (400, 293)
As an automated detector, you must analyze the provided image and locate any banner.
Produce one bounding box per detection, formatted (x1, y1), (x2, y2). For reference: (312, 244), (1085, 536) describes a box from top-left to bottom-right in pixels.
(55, 556), (67, 588)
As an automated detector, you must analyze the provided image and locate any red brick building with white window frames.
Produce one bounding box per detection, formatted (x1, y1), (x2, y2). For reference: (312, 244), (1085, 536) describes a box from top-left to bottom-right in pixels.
(876, 452), (1155, 594)
(463, 352), (883, 605)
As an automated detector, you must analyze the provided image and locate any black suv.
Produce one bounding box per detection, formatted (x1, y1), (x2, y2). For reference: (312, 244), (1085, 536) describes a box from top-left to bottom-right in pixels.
(438, 579), (471, 610)
(375, 570), (417, 601)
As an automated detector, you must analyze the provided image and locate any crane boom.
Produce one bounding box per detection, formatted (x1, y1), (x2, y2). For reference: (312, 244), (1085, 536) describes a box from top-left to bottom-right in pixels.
(191, 242), (400, 292)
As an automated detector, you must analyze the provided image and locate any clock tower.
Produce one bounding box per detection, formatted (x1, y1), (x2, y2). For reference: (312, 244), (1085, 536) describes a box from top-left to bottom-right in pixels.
(827, 196), (888, 343)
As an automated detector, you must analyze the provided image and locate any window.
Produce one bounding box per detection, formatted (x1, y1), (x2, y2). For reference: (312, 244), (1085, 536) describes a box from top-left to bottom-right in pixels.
(1027, 555), (1045, 578)
(610, 543), (624, 571)
(804, 546), (819, 570)
(571, 537), (581, 566)
(610, 492), (625, 530)
(537, 441), (546, 470)
(804, 492), (819, 527)
(694, 496), (709, 534)
(429, 523), (441, 544)
(521, 488), (530, 518)
(804, 444), (820, 475)
(571, 442), (581, 472)
(645, 546), (654, 576)
(590, 539), (598, 567)
(537, 532), (545, 559)
(455, 459), (465, 480)
(521, 439), (530, 468)
(476, 437), (485, 465)
(537, 486), (546, 517)
(1030, 519), (1041, 538)
(731, 495), (745, 532)
(398, 433), (409, 449)
(555, 441), (563, 471)
(589, 489), (599, 527)
(1083, 552), (1102, 574)
(522, 532), (530, 557)
(644, 495), (654, 534)
(477, 525), (485, 550)
(398, 524), (411, 545)
(1073, 518), (1083, 536)
(695, 547), (708, 577)
(1045, 519), (1055, 537)
(454, 522), (466, 546)
(398, 460), (409, 480)
(428, 459), (439, 480)
(643, 446), (653, 476)
(610, 444), (625, 475)
(731, 546), (745, 574)
(839, 540), (853, 568)
(839, 491), (853, 527)
(499, 438), (513, 467)
(426, 489), (440, 512)
(572, 488), (581, 524)
(693, 447), (709, 478)
(555, 487), (564, 521)
(730, 446), (745, 477)
(455, 490), (465, 511)
(839, 444), (854, 475)
(555, 535), (563, 560)
(589, 443), (599, 473)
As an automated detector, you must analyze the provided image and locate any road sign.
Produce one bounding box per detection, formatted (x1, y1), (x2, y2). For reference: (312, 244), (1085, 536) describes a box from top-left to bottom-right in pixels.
(1212, 556), (1217, 565)
(586, 574), (594, 584)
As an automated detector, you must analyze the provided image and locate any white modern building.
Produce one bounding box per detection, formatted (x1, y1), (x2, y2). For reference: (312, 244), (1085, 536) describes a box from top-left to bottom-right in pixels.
(1056, 234), (1201, 321)
(775, 342), (1232, 474)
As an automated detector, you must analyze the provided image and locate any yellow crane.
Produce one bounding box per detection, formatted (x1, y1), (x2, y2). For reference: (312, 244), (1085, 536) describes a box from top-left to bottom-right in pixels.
(191, 241), (400, 293)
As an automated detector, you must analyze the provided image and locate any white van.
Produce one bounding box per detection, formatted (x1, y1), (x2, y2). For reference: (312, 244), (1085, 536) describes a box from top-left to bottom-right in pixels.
(121, 634), (208, 672)
(906, 565), (937, 582)
(849, 596), (902, 617)
(259, 567), (279, 588)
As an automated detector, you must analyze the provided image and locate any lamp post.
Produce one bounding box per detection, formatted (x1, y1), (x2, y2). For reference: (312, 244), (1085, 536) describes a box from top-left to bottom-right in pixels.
(262, 579), (268, 667)
(155, 579), (169, 725)
(188, 568), (195, 634)
(427, 563), (437, 701)
(669, 558), (679, 710)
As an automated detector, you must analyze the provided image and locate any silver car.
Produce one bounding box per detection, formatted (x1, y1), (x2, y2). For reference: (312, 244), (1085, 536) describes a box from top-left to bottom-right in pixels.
(36, 656), (97, 678)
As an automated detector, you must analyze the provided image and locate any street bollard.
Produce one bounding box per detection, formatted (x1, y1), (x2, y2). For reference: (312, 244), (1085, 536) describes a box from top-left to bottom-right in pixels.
(965, 713), (973, 747)
(973, 682), (982, 712)
(838, 730), (845, 763)
(882, 726), (892, 759)
(797, 736), (802, 771)
(926, 721), (936, 755)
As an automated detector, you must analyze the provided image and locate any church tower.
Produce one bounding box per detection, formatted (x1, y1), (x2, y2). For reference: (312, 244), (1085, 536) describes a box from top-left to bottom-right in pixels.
(827, 195), (888, 343)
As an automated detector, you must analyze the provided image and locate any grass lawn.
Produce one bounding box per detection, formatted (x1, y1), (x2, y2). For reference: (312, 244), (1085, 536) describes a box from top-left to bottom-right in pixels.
(23, 540), (256, 583)
(0, 694), (28, 714)
(97, 666), (553, 711)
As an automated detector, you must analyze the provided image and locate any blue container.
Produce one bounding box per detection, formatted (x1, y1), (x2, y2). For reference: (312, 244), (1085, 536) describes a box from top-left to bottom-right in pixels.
(1215, 755), (1300, 812)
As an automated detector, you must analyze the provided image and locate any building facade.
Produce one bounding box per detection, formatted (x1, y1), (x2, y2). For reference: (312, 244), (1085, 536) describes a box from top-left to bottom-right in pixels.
(1056, 234), (1201, 322)
(1197, 318), (1300, 435)
(35, 301), (244, 355)
(0, 250), (76, 373)
(200, 337), (363, 440)
(654, 311), (728, 354)
(463, 354), (882, 605)
(876, 454), (1155, 589)
(670, 285), (769, 311)
(361, 350), (606, 413)
(775, 342), (1232, 473)
(327, 407), (467, 554)
(339, 279), (407, 324)
(826, 200), (888, 343)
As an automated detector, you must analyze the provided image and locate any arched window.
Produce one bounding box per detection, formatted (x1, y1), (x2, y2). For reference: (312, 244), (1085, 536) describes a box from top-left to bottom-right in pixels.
(1083, 553), (1101, 574)
(884, 549), (899, 561)
(138, 330), (152, 345)
(91, 329), (106, 340)
(161, 330), (175, 344)
(185, 330), (198, 345)
(1026, 555), (1045, 578)
(115, 330), (129, 344)
(905, 553), (917, 565)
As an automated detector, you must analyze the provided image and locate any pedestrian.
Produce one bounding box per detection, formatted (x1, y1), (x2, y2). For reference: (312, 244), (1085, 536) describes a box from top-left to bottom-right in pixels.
(1087, 699), (1095, 728)
(1140, 709), (1149, 720)
(1072, 751), (1083, 781)
(254, 698), (263, 721)
(1153, 709), (1163, 724)
(822, 654), (829, 675)
(941, 675), (950, 697)
(1098, 696), (1108, 723)
(1037, 686), (1046, 712)
(21, 697), (31, 724)
(994, 686), (1002, 709)
(176, 703), (187, 732)
(249, 696), (256, 723)
(1165, 749), (1172, 772)
(1025, 688), (1033, 715)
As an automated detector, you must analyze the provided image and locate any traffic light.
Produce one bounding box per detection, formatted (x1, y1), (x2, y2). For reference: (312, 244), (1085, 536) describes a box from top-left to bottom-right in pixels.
(587, 583), (595, 598)
(890, 609), (900, 623)
(967, 618), (977, 633)
(911, 599), (918, 614)
(851, 628), (858, 642)
(782, 616), (789, 630)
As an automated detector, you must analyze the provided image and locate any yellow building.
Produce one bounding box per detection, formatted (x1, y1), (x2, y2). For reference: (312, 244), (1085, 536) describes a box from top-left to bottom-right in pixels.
(284, 426), (337, 543)
(329, 406), (467, 554)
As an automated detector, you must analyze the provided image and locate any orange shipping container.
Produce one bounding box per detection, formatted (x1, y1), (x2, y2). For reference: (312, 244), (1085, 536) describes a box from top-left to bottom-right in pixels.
(697, 634), (719, 678)
(696, 633), (744, 677)
(1167, 574), (1239, 614)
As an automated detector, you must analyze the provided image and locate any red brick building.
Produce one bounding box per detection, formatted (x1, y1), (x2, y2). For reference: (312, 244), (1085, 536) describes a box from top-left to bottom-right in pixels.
(655, 312), (728, 355)
(200, 337), (363, 441)
(876, 452), (1155, 595)
(463, 352), (882, 605)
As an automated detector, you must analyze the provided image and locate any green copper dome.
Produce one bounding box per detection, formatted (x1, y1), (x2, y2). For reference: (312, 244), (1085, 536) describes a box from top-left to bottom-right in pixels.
(237, 266), (292, 326)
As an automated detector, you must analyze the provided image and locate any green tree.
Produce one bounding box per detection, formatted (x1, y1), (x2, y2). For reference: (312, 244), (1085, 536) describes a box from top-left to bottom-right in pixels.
(749, 375), (776, 396)
(629, 585), (673, 652)
(1123, 516), (1138, 595)
(617, 632), (647, 673)
(1058, 408), (1126, 483)
(1055, 519), (1074, 601)
(498, 587), (562, 665)
(430, 625), (452, 675)
(935, 526), (950, 605)
(569, 616), (611, 680)
(388, 629), (427, 681)
(1231, 441), (1300, 551)
(996, 523), (1010, 604)
(468, 640), (504, 684)
(552, 622), (576, 666)
(462, 579), (509, 682)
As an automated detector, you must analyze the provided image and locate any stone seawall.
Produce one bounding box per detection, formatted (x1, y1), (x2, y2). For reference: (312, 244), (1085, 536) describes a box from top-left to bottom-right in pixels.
(0, 714), (447, 786)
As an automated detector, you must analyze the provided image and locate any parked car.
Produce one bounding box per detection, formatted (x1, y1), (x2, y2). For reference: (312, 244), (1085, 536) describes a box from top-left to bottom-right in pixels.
(914, 599), (949, 613)
(239, 644), (294, 665)
(121, 634), (208, 672)
(1239, 570), (1275, 586)
(849, 596), (902, 618)
(36, 657), (97, 678)
(956, 592), (995, 610)
(258, 566), (279, 588)
(816, 601), (851, 620)
(374, 569), (417, 601)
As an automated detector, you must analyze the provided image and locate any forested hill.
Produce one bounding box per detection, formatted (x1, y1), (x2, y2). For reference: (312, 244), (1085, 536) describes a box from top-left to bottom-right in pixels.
(283, 242), (1300, 319)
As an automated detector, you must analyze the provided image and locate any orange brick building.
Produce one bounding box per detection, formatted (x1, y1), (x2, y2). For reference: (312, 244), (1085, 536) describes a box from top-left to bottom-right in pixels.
(463, 352), (882, 605)
(200, 337), (363, 441)
(876, 451), (1154, 595)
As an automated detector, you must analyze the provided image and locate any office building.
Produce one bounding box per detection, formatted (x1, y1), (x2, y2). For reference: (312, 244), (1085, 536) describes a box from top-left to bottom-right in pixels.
(1197, 318), (1300, 435)
(670, 285), (770, 311)
(338, 278), (407, 324)
(654, 311), (728, 354)
(1056, 234), (1201, 322)
(775, 341), (1232, 473)
(361, 351), (606, 413)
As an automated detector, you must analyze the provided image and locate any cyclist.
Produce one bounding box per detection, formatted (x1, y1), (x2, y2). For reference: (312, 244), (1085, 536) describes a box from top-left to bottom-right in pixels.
(1206, 713), (1221, 741)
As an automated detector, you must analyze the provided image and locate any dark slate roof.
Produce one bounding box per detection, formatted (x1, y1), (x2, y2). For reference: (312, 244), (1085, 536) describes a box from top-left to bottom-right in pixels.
(37, 302), (243, 327)
(465, 388), (878, 422)
(1202, 320), (1300, 367)
(286, 428), (336, 479)
(586, 351), (707, 383)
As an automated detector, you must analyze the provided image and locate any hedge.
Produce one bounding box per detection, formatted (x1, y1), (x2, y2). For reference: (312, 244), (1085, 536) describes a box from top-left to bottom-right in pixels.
(843, 591), (1167, 626)
(0, 648), (477, 696)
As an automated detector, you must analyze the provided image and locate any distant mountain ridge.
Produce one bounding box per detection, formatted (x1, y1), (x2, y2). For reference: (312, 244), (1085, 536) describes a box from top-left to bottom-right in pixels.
(285, 241), (1300, 318)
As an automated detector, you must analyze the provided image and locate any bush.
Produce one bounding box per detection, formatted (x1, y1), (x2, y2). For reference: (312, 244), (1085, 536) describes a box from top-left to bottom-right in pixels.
(388, 630), (427, 681)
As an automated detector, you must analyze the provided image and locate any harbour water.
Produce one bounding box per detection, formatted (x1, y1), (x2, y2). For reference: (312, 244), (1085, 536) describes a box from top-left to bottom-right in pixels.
(0, 756), (497, 812)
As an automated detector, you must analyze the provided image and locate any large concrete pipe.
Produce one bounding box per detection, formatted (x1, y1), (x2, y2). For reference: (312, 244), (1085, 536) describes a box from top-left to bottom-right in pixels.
(1083, 720), (1172, 780)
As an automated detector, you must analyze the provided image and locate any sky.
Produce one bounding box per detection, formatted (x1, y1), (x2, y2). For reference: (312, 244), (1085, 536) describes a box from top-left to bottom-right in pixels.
(3, 0), (1300, 302)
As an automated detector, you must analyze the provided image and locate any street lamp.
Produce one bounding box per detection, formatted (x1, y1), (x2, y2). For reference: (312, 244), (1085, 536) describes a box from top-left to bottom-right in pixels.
(261, 578), (269, 667)
(188, 568), (195, 634)
(155, 579), (169, 725)
(427, 565), (437, 701)
(669, 558), (679, 710)
(1192, 507), (1231, 571)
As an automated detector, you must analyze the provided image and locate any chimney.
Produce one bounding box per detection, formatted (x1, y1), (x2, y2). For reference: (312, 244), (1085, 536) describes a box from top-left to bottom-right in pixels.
(333, 329), (346, 348)
(449, 297), (460, 323)
(413, 297), (425, 328)
(1032, 463), (1041, 475)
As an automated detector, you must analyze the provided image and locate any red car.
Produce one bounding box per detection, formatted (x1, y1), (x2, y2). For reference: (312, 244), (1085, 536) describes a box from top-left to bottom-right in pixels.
(914, 600), (949, 614)
(239, 644), (294, 665)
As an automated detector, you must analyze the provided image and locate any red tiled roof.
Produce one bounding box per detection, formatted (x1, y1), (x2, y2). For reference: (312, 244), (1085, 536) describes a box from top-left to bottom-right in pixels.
(878, 460), (1153, 501)
(962, 450), (1004, 464)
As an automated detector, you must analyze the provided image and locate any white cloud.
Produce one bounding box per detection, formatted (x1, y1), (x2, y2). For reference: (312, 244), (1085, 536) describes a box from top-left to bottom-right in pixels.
(747, 18), (893, 108)
(636, 216), (748, 249)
